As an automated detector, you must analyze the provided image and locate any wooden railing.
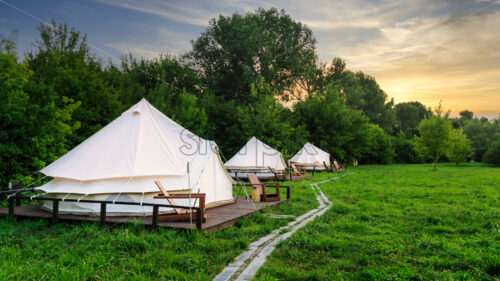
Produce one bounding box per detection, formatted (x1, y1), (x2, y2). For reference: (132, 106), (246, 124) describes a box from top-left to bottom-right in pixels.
(5, 193), (204, 230)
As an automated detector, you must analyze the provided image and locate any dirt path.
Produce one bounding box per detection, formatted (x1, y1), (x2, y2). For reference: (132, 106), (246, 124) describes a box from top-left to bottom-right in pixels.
(214, 177), (337, 281)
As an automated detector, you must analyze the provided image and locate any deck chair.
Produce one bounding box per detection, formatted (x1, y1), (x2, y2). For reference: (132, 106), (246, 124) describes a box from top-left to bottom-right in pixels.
(268, 166), (288, 180)
(291, 163), (307, 177)
(153, 180), (207, 222)
(333, 160), (346, 173)
(323, 161), (334, 172)
(245, 174), (289, 202)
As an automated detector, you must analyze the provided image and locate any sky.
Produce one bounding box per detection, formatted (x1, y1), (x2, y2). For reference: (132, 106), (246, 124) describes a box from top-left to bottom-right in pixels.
(1, 0), (499, 118)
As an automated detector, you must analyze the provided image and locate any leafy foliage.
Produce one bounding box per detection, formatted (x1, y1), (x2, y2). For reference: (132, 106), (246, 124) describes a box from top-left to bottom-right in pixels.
(0, 33), (79, 186)
(414, 105), (451, 170)
(201, 82), (309, 158)
(391, 132), (423, 163)
(482, 139), (500, 166)
(360, 124), (394, 164)
(463, 118), (500, 161)
(26, 20), (121, 147)
(394, 101), (432, 137)
(446, 129), (472, 165)
(293, 85), (370, 162)
(188, 8), (316, 102)
(301, 58), (396, 133)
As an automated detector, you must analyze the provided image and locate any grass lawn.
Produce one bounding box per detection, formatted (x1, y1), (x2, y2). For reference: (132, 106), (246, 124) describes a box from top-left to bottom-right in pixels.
(256, 163), (500, 280)
(0, 173), (331, 280)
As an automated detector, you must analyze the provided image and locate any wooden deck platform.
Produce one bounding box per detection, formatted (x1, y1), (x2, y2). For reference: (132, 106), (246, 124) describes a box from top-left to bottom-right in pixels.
(235, 175), (312, 182)
(0, 197), (286, 231)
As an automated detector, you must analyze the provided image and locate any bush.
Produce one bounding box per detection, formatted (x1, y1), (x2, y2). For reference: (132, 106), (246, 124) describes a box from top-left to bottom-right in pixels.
(446, 129), (472, 166)
(360, 124), (394, 164)
(391, 132), (423, 163)
(483, 140), (500, 166)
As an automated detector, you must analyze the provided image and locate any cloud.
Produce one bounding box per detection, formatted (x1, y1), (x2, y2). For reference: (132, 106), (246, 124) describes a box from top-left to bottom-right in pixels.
(105, 27), (192, 58)
(94, 0), (217, 26)
(92, 0), (500, 116)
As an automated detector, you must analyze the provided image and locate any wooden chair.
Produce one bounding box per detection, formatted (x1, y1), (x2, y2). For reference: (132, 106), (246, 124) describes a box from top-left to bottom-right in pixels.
(153, 180), (207, 222)
(246, 174), (289, 202)
(291, 163), (307, 177)
(323, 161), (334, 172)
(333, 160), (346, 173)
(268, 166), (288, 180)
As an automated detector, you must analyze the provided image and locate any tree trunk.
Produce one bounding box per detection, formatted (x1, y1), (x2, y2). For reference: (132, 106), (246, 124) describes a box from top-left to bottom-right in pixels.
(433, 157), (438, 171)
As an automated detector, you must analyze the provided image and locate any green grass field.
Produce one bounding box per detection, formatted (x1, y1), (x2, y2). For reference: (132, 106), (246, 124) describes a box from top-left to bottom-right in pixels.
(256, 163), (500, 280)
(0, 174), (329, 280)
(0, 164), (498, 280)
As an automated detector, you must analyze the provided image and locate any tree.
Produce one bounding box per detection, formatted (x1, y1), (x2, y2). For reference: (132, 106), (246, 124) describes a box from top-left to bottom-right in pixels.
(391, 132), (423, 163)
(394, 101), (432, 136)
(350, 72), (395, 133)
(414, 105), (451, 170)
(446, 129), (472, 166)
(26, 20), (122, 147)
(118, 54), (201, 101)
(237, 82), (309, 158)
(293, 85), (369, 162)
(360, 124), (394, 164)
(188, 8), (317, 102)
(201, 81), (308, 158)
(452, 110), (475, 129)
(147, 86), (208, 137)
(0, 32), (79, 186)
(463, 118), (500, 161)
(301, 58), (396, 133)
(459, 110), (474, 121)
(482, 139), (500, 166)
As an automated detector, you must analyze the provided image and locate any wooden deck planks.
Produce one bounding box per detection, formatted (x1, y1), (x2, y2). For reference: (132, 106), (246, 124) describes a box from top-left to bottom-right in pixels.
(0, 197), (285, 231)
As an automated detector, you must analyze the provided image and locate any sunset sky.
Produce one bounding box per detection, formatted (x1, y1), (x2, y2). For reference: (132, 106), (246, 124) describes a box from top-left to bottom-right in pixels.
(1, 0), (499, 117)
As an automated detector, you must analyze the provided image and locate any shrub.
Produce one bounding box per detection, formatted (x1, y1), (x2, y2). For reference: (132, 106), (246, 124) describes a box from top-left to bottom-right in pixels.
(483, 139), (500, 166)
(391, 132), (423, 163)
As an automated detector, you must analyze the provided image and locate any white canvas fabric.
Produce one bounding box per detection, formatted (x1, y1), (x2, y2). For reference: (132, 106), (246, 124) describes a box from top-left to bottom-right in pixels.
(289, 142), (331, 170)
(224, 137), (287, 172)
(37, 98), (234, 215)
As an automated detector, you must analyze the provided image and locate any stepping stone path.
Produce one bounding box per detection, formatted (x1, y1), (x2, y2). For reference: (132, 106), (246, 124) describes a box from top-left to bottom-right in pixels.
(214, 177), (338, 281)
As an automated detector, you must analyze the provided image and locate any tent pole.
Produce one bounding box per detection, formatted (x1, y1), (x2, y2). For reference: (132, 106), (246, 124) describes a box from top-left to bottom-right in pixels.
(188, 162), (192, 227)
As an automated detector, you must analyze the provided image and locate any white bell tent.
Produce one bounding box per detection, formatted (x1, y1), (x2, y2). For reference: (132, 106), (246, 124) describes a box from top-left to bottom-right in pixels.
(37, 98), (234, 216)
(224, 137), (287, 178)
(289, 142), (331, 170)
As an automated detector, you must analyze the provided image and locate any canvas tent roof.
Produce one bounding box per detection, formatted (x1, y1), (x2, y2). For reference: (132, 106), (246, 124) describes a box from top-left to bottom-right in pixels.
(41, 98), (205, 181)
(224, 137), (287, 171)
(37, 99), (234, 215)
(289, 142), (331, 169)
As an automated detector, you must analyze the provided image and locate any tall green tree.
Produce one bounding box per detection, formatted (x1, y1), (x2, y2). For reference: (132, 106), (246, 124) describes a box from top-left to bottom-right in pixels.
(446, 129), (472, 165)
(451, 110), (475, 129)
(463, 118), (500, 161)
(237, 82), (309, 158)
(0, 33), (79, 186)
(118, 54), (201, 101)
(414, 105), (451, 170)
(360, 124), (394, 164)
(201, 81), (308, 158)
(482, 139), (500, 166)
(391, 132), (422, 163)
(301, 58), (395, 132)
(394, 101), (432, 136)
(26, 20), (122, 147)
(147, 86), (208, 137)
(293, 85), (369, 162)
(188, 8), (317, 102)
